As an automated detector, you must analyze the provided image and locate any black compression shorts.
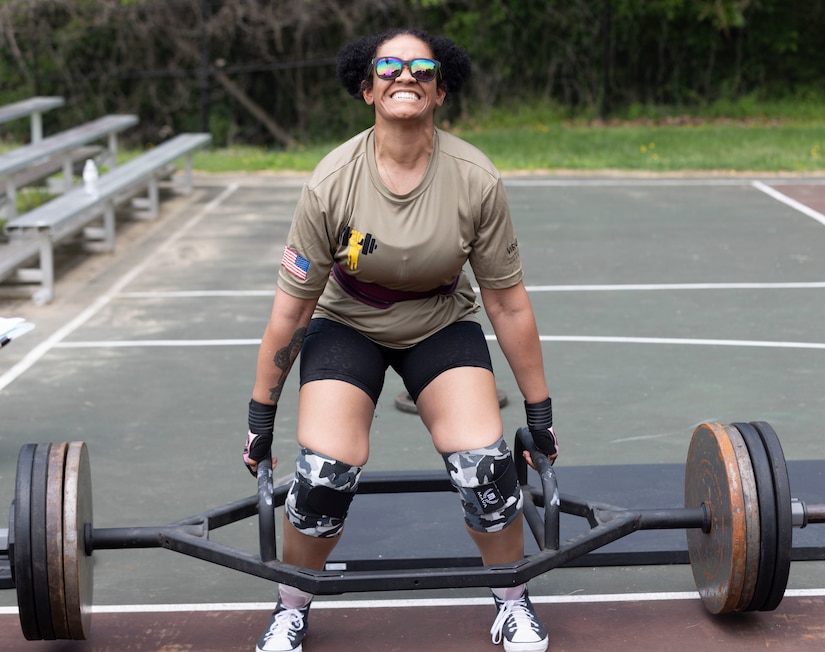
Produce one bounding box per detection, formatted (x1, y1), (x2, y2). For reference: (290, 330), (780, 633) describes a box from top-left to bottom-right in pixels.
(299, 318), (494, 405)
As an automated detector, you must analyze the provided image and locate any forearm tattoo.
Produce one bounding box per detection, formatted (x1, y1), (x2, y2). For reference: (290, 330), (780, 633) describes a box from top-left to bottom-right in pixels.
(269, 327), (306, 403)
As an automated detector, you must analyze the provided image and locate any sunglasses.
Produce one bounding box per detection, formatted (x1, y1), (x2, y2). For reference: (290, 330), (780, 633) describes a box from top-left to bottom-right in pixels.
(370, 57), (441, 82)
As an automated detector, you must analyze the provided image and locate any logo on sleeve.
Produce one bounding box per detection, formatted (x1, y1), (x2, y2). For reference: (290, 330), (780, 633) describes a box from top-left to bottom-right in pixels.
(281, 245), (311, 281)
(474, 485), (506, 514)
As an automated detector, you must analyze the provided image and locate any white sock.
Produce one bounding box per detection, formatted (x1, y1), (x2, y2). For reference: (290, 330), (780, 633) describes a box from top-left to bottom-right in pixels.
(492, 584), (526, 602)
(279, 584), (313, 609)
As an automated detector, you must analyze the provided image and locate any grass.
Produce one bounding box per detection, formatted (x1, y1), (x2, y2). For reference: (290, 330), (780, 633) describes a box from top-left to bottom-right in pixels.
(457, 122), (824, 173)
(189, 122), (825, 175)
(190, 144), (333, 173)
(2, 103), (822, 237)
(189, 98), (825, 175)
(3, 98), (824, 183)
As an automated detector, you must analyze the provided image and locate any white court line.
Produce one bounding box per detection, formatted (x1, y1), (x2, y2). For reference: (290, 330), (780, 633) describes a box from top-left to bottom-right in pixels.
(752, 180), (825, 227)
(56, 339), (262, 348)
(111, 282), (825, 300)
(505, 179), (750, 187)
(524, 281), (825, 291)
(0, 184), (240, 393)
(503, 176), (825, 225)
(8, 182), (825, 380)
(52, 283), (825, 352)
(53, 335), (825, 350)
(118, 289), (274, 298)
(505, 178), (825, 187)
(3, 588), (825, 616)
(533, 335), (825, 350)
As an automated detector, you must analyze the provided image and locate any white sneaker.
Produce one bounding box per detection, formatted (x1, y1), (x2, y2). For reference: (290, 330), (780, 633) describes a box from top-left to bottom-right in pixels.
(255, 599), (311, 652)
(490, 589), (549, 652)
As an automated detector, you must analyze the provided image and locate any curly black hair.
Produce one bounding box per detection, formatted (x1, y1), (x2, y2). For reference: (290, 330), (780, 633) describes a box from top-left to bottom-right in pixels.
(336, 28), (472, 100)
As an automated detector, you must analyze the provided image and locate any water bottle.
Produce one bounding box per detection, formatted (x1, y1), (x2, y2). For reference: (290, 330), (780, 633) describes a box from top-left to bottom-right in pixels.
(82, 159), (99, 197)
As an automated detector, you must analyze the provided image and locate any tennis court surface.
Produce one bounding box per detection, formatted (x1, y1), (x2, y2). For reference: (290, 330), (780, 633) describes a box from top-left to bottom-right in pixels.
(2, 172), (825, 650)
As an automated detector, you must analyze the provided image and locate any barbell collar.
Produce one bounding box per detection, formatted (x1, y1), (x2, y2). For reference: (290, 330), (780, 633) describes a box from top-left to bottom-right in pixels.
(792, 499), (808, 528)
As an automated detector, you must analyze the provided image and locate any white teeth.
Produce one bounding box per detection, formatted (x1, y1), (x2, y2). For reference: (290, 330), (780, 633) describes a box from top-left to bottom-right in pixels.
(392, 92), (419, 101)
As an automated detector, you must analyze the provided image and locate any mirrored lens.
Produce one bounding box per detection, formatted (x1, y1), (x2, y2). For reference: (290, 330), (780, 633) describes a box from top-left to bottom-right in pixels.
(372, 57), (439, 82)
(409, 59), (438, 81)
(374, 57), (403, 79)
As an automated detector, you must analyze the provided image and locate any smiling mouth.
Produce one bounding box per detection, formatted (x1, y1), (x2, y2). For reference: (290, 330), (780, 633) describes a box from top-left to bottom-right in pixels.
(392, 91), (420, 101)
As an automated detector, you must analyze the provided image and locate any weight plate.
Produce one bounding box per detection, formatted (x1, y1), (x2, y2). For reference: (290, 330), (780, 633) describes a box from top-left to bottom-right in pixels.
(30, 443), (56, 640)
(395, 388), (508, 414)
(7, 501), (15, 585)
(751, 421), (793, 612)
(46, 442), (71, 638)
(63, 442), (93, 639)
(13, 443), (40, 640)
(733, 422), (776, 611)
(257, 457), (278, 563)
(685, 422), (755, 614)
(724, 425), (760, 612)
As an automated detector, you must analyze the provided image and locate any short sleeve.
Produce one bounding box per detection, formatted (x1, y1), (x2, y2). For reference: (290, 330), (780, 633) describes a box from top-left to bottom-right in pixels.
(468, 178), (523, 289)
(277, 184), (337, 299)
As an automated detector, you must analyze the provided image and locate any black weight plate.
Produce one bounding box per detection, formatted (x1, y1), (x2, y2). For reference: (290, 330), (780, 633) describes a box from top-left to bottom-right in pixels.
(30, 443), (56, 640)
(733, 422), (777, 611)
(7, 501), (15, 585)
(751, 421), (793, 612)
(13, 443), (41, 640)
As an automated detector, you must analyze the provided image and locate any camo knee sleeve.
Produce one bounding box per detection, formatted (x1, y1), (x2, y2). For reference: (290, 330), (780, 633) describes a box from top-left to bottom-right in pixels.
(285, 447), (362, 538)
(442, 437), (522, 533)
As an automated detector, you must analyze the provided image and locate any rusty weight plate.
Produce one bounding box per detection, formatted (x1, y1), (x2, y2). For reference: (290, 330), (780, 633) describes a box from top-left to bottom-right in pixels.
(63, 441), (94, 639)
(685, 422), (760, 614)
(46, 442), (72, 638)
(726, 425), (761, 612)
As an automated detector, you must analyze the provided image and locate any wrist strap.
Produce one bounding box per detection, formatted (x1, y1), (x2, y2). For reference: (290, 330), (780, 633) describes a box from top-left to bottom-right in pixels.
(525, 397), (552, 429)
(248, 399), (276, 434)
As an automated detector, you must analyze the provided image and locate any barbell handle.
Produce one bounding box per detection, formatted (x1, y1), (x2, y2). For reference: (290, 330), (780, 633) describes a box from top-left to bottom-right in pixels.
(516, 427), (560, 551)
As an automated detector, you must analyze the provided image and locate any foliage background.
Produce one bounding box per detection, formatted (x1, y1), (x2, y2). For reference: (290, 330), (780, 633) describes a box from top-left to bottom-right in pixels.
(0, 0), (822, 148)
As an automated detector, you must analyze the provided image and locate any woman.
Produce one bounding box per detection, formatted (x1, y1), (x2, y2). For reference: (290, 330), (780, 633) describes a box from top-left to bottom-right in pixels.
(243, 28), (559, 652)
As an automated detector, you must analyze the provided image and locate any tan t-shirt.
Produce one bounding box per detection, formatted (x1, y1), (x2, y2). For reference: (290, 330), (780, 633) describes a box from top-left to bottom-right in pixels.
(278, 127), (522, 348)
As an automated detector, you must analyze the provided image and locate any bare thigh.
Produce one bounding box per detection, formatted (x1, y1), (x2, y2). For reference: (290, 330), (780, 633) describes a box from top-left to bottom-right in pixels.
(296, 379), (374, 466)
(415, 366), (503, 454)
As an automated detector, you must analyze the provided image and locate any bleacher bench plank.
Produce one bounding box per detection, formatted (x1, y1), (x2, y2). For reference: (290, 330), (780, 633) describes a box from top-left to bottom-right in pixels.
(0, 114), (138, 218)
(0, 239), (42, 290)
(0, 96), (64, 142)
(2, 133), (211, 303)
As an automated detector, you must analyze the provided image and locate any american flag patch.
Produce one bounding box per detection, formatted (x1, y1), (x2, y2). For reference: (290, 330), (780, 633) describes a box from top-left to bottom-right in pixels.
(281, 245), (311, 281)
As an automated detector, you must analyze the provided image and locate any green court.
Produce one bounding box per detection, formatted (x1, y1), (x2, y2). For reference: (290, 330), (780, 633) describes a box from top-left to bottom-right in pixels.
(2, 172), (824, 650)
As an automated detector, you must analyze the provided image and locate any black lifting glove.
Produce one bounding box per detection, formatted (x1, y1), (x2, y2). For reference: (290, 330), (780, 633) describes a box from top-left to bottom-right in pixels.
(525, 397), (559, 459)
(243, 399), (276, 477)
